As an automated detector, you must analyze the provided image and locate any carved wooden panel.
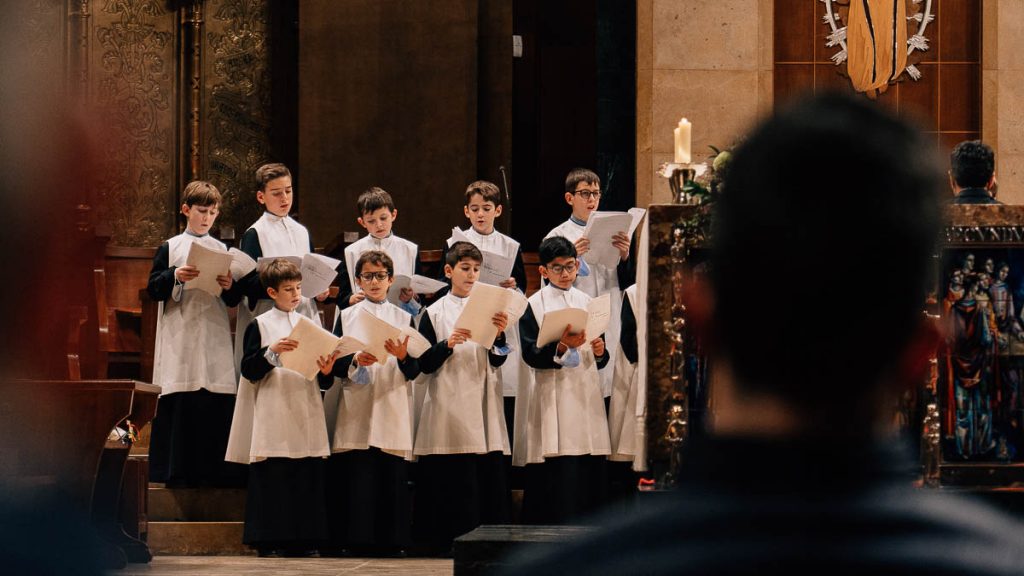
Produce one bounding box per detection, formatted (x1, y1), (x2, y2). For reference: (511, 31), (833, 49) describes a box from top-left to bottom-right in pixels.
(203, 0), (273, 239)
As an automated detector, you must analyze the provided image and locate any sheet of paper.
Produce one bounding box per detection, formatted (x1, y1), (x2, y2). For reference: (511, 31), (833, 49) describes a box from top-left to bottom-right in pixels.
(280, 316), (342, 380)
(387, 274), (448, 306)
(455, 283), (514, 348)
(347, 308), (404, 364)
(627, 207), (646, 238)
(228, 248), (257, 280)
(399, 326), (431, 358)
(447, 227), (472, 247)
(300, 253), (341, 298)
(581, 211), (635, 269)
(184, 242), (234, 297)
(585, 293), (612, 340)
(536, 307), (590, 348)
(478, 249), (516, 286)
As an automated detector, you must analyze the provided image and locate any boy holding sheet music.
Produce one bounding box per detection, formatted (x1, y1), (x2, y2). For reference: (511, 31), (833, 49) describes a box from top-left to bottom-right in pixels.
(441, 180), (528, 467)
(342, 187), (422, 316)
(413, 241), (515, 554)
(225, 259), (339, 557)
(321, 250), (423, 556)
(545, 168), (639, 400)
(147, 180), (247, 488)
(517, 236), (611, 524)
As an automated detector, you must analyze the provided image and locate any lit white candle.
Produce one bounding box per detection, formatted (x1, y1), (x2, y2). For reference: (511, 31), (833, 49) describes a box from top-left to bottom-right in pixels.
(673, 118), (691, 164)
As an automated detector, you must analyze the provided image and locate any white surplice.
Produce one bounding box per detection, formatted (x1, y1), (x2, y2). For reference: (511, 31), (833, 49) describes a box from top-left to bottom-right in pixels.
(343, 233), (418, 290)
(608, 284), (639, 462)
(225, 304), (330, 464)
(323, 298), (417, 459)
(545, 218), (622, 397)
(414, 293), (509, 456)
(152, 232), (237, 396)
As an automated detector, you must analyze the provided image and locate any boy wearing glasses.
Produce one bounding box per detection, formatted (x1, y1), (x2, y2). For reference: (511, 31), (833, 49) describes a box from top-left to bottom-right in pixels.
(516, 236), (611, 524)
(322, 250), (420, 556)
(545, 168), (631, 400)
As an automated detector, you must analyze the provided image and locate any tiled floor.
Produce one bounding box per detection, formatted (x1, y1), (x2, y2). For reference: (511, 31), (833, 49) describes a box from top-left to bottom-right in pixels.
(117, 556), (453, 575)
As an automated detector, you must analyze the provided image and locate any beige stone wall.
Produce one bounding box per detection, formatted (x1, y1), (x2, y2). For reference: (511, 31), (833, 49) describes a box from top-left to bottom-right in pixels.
(987, 0), (1024, 205)
(639, 0), (1024, 206)
(637, 0), (773, 207)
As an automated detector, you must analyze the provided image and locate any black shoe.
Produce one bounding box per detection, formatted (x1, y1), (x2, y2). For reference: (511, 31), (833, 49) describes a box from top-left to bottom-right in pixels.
(282, 548), (319, 558)
(257, 547), (283, 558)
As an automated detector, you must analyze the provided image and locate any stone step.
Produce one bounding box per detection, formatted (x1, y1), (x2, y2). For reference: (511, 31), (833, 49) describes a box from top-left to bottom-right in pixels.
(148, 521), (254, 556)
(148, 487), (247, 522)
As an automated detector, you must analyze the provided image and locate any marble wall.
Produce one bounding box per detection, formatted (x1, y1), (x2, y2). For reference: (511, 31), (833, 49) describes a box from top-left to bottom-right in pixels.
(639, 0), (1024, 207)
(637, 0), (773, 207)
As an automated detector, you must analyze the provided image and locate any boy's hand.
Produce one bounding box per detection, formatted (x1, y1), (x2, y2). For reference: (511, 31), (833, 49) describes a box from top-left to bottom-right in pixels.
(491, 311), (509, 334)
(384, 336), (410, 361)
(447, 328), (472, 348)
(500, 277), (517, 289)
(316, 289), (330, 302)
(318, 351), (340, 375)
(270, 338), (298, 354)
(612, 231), (630, 260)
(399, 287), (416, 303)
(557, 325), (587, 353)
(591, 337), (606, 357)
(355, 351), (378, 366)
(349, 293), (366, 306)
(574, 237), (590, 257)
(216, 274), (233, 290)
(175, 265), (199, 283)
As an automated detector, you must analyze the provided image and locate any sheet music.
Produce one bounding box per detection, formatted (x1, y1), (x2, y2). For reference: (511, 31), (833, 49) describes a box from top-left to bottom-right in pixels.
(627, 207), (646, 238)
(584, 293), (612, 344)
(386, 274), (448, 306)
(228, 248), (257, 280)
(581, 211), (635, 268)
(454, 283), (529, 348)
(536, 307), (590, 348)
(347, 308), (430, 364)
(184, 242), (234, 297)
(280, 316), (343, 380)
(446, 227), (515, 286)
(299, 253), (341, 298)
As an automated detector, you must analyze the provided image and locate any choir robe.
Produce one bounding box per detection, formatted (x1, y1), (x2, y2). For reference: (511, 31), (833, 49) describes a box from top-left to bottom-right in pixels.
(412, 293), (512, 550)
(234, 212), (321, 373)
(342, 233), (419, 310)
(608, 284), (639, 462)
(516, 284), (611, 523)
(440, 227), (529, 401)
(546, 218), (628, 397)
(322, 298), (421, 551)
(226, 305), (334, 548)
(147, 231), (246, 487)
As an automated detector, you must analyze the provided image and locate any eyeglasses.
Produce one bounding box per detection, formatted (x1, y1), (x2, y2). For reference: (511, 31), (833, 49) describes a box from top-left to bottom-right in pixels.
(573, 189), (601, 200)
(546, 262), (577, 275)
(358, 272), (391, 282)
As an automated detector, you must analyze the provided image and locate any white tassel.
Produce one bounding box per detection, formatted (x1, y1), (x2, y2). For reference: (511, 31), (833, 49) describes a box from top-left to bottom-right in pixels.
(831, 49), (848, 65)
(826, 27), (846, 47)
(906, 64), (922, 81)
(907, 34), (930, 54)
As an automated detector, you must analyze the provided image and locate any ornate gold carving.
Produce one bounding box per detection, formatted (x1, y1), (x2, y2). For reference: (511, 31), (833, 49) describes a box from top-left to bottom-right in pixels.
(93, 0), (177, 246)
(204, 0), (272, 237)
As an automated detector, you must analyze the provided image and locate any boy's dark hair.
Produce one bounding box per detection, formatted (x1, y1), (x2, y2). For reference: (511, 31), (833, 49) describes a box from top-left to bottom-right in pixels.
(950, 140), (995, 188)
(564, 168), (600, 194)
(465, 180), (502, 206)
(446, 241), (483, 268)
(539, 236), (577, 265)
(711, 92), (941, 435)
(182, 180), (221, 207)
(259, 258), (302, 291)
(357, 187), (396, 216)
(255, 163), (291, 192)
(355, 250), (395, 278)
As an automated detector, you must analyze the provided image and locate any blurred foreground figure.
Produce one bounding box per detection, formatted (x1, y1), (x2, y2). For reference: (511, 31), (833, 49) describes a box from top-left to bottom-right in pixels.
(505, 93), (1024, 575)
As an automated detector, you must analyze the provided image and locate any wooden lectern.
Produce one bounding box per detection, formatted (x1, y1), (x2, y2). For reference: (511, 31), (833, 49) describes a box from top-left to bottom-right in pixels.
(0, 379), (159, 568)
